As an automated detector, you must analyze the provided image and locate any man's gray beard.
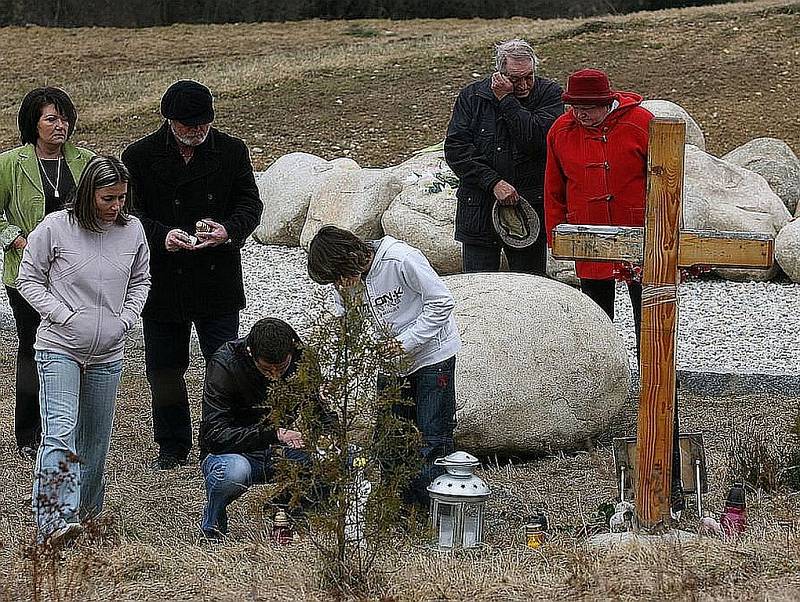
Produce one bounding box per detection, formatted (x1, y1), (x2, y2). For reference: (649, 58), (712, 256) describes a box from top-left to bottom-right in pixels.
(170, 124), (209, 147)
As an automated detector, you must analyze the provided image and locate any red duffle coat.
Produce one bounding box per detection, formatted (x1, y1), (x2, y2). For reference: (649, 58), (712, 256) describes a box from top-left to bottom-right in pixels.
(544, 92), (653, 280)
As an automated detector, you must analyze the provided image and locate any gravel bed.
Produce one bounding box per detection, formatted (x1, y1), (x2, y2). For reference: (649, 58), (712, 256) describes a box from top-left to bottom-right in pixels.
(2, 239), (799, 377)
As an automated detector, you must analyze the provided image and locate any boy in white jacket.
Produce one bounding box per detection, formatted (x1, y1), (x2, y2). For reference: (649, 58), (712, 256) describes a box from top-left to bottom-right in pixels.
(308, 225), (460, 507)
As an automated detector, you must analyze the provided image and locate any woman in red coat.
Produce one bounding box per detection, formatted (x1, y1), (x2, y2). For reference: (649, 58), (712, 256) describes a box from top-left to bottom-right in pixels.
(544, 71), (686, 516)
(544, 68), (653, 349)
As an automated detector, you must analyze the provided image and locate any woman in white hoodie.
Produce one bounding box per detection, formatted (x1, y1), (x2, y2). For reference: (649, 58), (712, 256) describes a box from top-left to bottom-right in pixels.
(17, 156), (150, 545)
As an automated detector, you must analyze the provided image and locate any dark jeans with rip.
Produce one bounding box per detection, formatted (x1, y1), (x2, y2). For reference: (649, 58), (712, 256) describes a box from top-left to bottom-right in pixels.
(581, 277), (684, 510)
(144, 313), (239, 460)
(7, 286), (41, 449)
(377, 355), (457, 507)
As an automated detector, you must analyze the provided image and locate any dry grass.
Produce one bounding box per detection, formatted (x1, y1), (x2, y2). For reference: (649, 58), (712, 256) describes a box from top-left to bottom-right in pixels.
(1, 330), (800, 600)
(1, 2), (800, 599)
(0, 1), (796, 169)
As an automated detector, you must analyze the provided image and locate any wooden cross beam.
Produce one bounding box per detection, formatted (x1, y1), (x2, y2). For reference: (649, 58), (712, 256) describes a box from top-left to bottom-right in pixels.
(552, 118), (774, 530)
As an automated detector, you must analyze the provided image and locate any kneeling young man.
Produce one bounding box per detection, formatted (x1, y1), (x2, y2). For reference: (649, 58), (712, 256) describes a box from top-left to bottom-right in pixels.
(307, 226), (461, 507)
(199, 317), (315, 539)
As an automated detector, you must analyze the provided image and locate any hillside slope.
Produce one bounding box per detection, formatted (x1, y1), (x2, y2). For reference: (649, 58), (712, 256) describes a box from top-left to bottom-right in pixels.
(0, 0), (796, 169)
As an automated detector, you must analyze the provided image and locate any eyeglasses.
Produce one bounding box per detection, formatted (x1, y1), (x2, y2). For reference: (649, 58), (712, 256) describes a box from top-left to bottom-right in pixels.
(502, 71), (534, 86)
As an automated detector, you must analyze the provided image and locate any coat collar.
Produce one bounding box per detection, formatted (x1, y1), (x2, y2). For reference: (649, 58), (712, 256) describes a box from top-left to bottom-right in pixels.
(17, 141), (85, 195)
(149, 121), (222, 185)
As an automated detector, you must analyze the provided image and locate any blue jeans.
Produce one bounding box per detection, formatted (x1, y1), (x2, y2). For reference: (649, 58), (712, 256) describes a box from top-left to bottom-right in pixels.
(378, 355), (457, 506)
(144, 313), (239, 458)
(33, 351), (122, 536)
(201, 448), (308, 536)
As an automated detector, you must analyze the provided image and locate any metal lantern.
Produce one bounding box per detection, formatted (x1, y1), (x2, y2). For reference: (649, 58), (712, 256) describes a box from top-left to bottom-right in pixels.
(427, 451), (490, 550)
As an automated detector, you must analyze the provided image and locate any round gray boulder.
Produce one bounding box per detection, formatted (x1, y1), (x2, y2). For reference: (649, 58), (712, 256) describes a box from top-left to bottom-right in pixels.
(723, 138), (800, 216)
(641, 100), (705, 150)
(299, 159), (402, 250)
(683, 145), (790, 281)
(252, 152), (331, 246)
(383, 151), (461, 274)
(447, 272), (630, 455)
(775, 218), (800, 283)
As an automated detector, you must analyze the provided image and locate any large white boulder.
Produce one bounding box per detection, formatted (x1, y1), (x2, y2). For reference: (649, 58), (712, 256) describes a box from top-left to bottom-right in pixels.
(299, 159), (402, 250)
(775, 218), (800, 282)
(252, 152), (332, 246)
(383, 152), (461, 274)
(722, 138), (800, 216)
(447, 272), (630, 455)
(641, 100), (705, 150)
(683, 145), (789, 281)
(546, 249), (579, 287)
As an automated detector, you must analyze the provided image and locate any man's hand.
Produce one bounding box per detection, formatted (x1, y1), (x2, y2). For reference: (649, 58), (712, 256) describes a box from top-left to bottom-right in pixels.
(493, 180), (519, 206)
(334, 275), (361, 290)
(491, 72), (514, 101)
(194, 219), (229, 249)
(380, 338), (405, 359)
(165, 228), (196, 252)
(277, 428), (305, 449)
(11, 235), (27, 250)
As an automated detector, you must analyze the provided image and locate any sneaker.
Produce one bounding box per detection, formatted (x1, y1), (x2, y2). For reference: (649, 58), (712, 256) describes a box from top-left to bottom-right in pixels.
(47, 522), (84, 548)
(150, 454), (188, 470)
(17, 446), (38, 462)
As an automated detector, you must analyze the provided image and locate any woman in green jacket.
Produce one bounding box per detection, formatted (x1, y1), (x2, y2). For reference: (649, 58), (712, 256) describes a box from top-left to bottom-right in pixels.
(0, 87), (92, 460)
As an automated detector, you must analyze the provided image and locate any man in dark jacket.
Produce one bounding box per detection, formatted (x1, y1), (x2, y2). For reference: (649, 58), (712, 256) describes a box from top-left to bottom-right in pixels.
(445, 39), (564, 274)
(122, 80), (263, 469)
(199, 317), (315, 539)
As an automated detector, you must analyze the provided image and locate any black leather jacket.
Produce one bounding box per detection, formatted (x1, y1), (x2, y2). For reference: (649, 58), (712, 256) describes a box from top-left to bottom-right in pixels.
(199, 338), (309, 457)
(444, 76), (564, 246)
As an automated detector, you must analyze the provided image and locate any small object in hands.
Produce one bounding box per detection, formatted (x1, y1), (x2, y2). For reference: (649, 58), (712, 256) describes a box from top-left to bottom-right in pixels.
(196, 220), (211, 233)
(720, 481), (747, 536)
(525, 509), (548, 548)
(176, 231), (197, 246)
(697, 515), (723, 537)
(271, 510), (294, 545)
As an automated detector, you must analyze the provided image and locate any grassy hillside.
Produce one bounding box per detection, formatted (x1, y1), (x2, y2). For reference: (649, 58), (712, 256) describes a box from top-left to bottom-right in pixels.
(0, 0), (796, 170)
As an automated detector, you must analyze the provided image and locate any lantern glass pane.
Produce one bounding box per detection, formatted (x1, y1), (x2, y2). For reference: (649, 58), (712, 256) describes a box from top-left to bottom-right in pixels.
(463, 503), (481, 547)
(438, 504), (454, 548)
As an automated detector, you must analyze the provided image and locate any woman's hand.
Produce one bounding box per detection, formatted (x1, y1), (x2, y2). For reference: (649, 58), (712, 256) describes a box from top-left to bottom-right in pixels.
(11, 235), (27, 250)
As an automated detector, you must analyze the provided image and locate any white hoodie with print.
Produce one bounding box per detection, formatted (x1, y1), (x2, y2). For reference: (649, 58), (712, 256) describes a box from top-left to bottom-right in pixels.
(333, 236), (460, 376)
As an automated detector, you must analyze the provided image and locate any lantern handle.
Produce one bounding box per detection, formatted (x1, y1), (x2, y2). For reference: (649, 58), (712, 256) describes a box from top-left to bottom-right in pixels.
(434, 456), (479, 467)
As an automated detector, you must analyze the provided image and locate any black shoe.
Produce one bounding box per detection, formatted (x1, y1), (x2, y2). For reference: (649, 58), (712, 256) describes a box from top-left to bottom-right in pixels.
(151, 454), (188, 470)
(17, 446), (38, 462)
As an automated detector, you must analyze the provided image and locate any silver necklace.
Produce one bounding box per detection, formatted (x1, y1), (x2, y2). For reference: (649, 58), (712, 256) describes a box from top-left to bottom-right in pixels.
(37, 154), (62, 198)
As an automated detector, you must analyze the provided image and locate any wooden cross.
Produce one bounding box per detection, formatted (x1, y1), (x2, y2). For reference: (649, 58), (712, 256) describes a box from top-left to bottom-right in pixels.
(551, 118), (774, 530)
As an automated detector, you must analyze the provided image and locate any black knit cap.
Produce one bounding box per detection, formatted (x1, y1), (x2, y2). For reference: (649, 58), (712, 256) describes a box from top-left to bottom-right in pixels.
(160, 80), (214, 126)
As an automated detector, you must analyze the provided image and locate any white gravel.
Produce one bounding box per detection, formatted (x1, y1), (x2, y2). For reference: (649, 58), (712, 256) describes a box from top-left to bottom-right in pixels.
(2, 239), (799, 376)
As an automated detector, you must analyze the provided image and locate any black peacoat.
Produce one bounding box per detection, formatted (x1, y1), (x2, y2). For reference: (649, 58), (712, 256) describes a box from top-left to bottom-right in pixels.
(122, 122), (263, 322)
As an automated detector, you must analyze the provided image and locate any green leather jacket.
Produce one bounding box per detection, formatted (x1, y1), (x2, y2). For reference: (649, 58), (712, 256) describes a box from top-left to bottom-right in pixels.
(0, 142), (93, 287)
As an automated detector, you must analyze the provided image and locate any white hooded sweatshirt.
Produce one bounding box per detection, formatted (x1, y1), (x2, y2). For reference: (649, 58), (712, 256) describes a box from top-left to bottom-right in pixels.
(333, 236), (460, 376)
